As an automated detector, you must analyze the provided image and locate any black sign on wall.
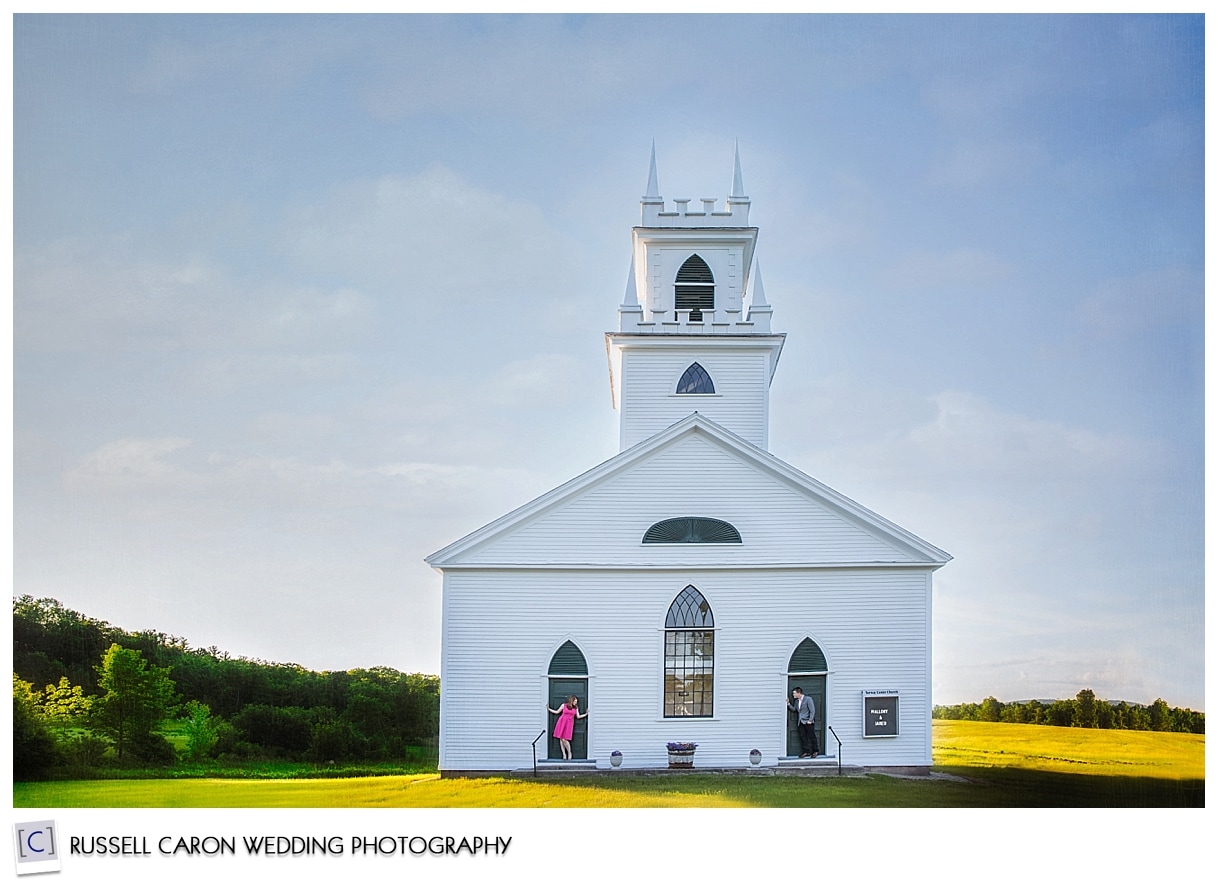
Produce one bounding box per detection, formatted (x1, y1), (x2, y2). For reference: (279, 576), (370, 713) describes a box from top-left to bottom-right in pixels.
(862, 690), (899, 737)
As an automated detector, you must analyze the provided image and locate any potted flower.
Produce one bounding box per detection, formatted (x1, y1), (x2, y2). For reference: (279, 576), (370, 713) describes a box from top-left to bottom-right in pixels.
(666, 741), (697, 768)
(610, 750), (623, 768)
(749, 749), (762, 765)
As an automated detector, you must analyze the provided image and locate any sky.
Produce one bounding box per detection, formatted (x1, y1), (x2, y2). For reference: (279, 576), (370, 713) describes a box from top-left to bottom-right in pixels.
(11, 14), (1205, 711)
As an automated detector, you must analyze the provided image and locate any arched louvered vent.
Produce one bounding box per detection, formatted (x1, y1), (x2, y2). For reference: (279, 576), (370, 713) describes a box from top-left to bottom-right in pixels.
(675, 254), (715, 320)
(676, 362), (715, 395)
(644, 517), (741, 544)
(675, 254), (714, 284)
(788, 638), (828, 673)
(665, 584), (714, 628)
(548, 640), (588, 676)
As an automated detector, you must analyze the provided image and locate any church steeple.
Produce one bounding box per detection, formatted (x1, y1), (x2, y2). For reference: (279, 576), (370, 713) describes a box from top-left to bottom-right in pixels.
(606, 145), (786, 452)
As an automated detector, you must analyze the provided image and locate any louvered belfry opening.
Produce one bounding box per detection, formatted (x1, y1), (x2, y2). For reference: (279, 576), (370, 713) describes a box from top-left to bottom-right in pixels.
(675, 254), (715, 321)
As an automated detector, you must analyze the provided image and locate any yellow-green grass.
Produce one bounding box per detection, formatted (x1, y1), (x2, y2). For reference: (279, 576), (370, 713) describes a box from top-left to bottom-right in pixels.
(932, 719), (1204, 778)
(13, 774), (747, 808)
(14, 722), (1203, 808)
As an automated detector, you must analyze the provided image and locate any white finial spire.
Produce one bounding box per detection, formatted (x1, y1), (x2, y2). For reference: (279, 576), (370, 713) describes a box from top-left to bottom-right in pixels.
(746, 258), (773, 332)
(749, 259), (768, 307)
(622, 256), (638, 307)
(639, 140), (665, 223)
(731, 140), (746, 199)
(644, 140), (661, 202)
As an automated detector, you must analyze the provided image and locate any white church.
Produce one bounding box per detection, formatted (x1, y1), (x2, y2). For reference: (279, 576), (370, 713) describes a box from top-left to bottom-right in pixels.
(426, 147), (950, 773)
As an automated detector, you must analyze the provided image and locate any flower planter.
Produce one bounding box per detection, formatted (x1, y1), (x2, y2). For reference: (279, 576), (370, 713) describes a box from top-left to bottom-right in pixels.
(610, 751), (623, 768)
(667, 749), (695, 768)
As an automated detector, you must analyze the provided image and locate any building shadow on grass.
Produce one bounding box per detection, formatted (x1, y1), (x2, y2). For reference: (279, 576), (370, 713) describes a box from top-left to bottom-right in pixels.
(539, 767), (1204, 808)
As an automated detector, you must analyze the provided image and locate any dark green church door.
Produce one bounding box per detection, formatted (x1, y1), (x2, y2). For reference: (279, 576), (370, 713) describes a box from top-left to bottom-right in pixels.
(547, 678), (588, 760)
(785, 637), (829, 758)
(785, 674), (827, 758)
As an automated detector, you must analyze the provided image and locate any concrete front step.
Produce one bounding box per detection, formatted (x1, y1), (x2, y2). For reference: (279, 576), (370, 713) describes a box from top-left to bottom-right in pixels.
(509, 755), (867, 778)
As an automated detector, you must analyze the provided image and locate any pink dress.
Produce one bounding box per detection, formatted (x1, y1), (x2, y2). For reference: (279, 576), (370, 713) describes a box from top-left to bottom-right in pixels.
(553, 704), (577, 740)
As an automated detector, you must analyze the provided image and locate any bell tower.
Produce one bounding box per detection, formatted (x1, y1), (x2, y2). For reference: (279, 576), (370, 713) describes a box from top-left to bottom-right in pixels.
(606, 144), (786, 452)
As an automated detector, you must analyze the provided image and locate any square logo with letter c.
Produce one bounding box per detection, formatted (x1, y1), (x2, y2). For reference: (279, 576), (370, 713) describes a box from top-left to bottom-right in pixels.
(12, 821), (60, 875)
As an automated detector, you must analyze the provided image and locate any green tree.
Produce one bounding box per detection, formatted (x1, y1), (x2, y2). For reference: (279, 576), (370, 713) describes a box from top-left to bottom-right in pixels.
(37, 676), (93, 732)
(1073, 689), (1097, 728)
(979, 696), (1003, 722)
(181, 700), (221, 761)
(13, 675), (59, 780)
(90, 643), (177, 762)
(1148, 698), (1171, 732)
(1045, 699), (1075, 727)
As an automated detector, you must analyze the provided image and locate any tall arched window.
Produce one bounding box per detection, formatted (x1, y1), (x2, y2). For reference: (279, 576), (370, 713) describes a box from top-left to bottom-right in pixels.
(675, 254), (714, 321)
(663, 585), (714, 717)
(676, 362), (715, 395)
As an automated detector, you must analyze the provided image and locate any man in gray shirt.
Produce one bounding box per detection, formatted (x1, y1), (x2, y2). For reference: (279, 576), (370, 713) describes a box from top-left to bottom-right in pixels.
(788, 687), (819, 758)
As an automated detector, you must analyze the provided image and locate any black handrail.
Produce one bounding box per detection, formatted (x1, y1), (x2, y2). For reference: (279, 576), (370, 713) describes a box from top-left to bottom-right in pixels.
(826, 726), (842, 775)
(531, 730), (546, 778)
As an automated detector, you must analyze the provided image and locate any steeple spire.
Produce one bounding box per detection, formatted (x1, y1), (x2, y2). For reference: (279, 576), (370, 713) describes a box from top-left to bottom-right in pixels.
(643, 140), (662, 203)
(731, 140), (746, 199)
(746, 259), (773, 332)
(749, 259), (768, 307)
(622, 255), (639, 308)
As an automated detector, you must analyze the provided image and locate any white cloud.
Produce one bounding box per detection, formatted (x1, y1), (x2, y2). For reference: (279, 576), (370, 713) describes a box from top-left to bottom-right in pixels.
(357, 19), (639, 124)
(926, 138), (1050, 189)
(64, 436), (197, 494)
(129, 24), (352, 96)
(905, 389), (1155, 481)
(920, 65), (1044, 130)
(15, 240), (373, 359)
(278, 165), (570, 302)
(1076, 265), (1201, 339)
(881, 248), (1015, 292)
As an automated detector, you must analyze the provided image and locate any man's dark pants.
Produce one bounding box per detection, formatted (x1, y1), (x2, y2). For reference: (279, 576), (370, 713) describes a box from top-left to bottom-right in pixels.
(798, 722), (819, 756)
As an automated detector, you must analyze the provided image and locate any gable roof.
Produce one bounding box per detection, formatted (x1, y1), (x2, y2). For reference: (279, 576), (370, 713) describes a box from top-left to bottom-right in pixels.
(425, 412), (951, 569)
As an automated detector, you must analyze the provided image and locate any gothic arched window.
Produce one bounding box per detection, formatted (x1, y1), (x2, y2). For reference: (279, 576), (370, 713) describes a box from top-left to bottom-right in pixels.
(676, 362), (715, 395)
(675, 254), (715, 321)
(548, 640), (589, 676)
(664, 585), (714, 717)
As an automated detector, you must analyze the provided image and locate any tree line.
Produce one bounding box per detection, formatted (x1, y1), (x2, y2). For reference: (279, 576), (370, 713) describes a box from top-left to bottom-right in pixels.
(13, 595), (439, 780)
(933, 689), (1204, 734)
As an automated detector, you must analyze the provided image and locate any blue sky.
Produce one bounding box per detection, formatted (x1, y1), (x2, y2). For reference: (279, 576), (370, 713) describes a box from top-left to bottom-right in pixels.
(12, 14), (1204, 709)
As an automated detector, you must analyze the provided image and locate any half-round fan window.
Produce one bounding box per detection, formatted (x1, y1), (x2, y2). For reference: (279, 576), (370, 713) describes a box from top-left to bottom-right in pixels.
(644, 517), (741, 544)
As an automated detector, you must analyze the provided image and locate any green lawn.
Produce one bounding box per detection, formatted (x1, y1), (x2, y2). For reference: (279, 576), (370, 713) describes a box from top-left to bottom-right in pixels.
(13, 720), (1203, 808)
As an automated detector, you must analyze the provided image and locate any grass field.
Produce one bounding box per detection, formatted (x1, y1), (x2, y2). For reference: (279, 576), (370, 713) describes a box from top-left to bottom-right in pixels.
(14, 720), (1203, 808)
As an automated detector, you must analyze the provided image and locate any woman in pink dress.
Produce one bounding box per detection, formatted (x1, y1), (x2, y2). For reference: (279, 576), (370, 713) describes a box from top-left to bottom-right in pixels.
(546, 695), (587, 760)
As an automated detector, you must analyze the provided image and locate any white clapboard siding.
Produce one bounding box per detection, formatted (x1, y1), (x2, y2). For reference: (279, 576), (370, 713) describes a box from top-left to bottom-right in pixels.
(439, 568), (933, 770)
(457, 433), (917, 567)
(620, 348), (771, 448)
